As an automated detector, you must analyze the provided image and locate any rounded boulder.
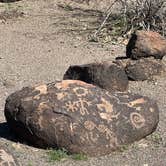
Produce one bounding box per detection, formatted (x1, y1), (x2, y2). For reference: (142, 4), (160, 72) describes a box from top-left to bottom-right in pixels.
(5, 80), (159, 156)
(63, 61), (128, 92)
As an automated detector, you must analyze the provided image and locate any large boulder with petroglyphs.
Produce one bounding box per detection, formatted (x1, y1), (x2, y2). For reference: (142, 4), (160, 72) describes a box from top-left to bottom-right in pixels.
(5, 80), (159, 156)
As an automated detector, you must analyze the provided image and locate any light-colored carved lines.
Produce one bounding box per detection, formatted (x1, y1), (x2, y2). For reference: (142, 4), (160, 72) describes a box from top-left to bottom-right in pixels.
(97, 98), (113, 113)
(128, 98), (146, 107)
(33, 84), (48, 99)
(55, 80), (94, 90)
(130, 112), (145, 129)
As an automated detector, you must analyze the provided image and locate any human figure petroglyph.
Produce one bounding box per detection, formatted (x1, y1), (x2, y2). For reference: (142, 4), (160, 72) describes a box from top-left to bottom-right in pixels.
(65, 98), (90, 115)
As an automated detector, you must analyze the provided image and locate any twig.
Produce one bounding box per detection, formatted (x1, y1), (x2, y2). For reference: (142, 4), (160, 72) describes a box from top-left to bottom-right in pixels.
(93, 0), (118, 38)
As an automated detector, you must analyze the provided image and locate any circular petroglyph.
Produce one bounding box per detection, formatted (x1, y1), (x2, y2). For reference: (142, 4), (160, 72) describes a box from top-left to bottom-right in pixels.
(130, 112), (145, 129)
(73, 87), (89, 97)
(84, 121), (96, 131)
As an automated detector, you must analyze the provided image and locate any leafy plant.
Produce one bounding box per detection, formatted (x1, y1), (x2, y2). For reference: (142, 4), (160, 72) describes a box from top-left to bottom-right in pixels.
(47, 148), (88, 162)
(48, 149), (68, 162)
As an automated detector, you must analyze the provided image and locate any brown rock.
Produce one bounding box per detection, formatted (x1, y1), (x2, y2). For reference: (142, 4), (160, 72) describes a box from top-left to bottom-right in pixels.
(0, 146), (19, 166)
(63, 61), (128, 92)
(125, 58), (165, 81)
(4, 80), (159, 157)
(126, 30), (166, 59)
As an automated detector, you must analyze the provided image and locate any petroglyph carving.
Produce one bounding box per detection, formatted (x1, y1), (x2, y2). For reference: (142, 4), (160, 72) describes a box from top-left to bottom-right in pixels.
(65, 98), (90, 115)
(89, 132), (99, 142)
(78, 98), (90, 115)
(33, 84), (47, 99)
(73, 87), (89, 97)
(84, 121), (96, 131)
(128, 98), (146, 107)
(37, 102), (50, 111)
(99, 112), (120, 122)
(97, 98), (113, 112)
(97, 124), (114, 140)
(65, 101), (78, 113)
(55, 80), (93, 90)
(56, 92), (67, 100)
(130, 112), (145, 129)
(35, 84), (47, 94)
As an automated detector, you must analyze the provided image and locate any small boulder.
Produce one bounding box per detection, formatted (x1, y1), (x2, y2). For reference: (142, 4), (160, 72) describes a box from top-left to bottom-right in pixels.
(0, 146), (19, 166)
(126, 30), (166, 59)
(125, 58), (165, 81)
(63, 61), (128, 92)
(5, 80), (159, 157)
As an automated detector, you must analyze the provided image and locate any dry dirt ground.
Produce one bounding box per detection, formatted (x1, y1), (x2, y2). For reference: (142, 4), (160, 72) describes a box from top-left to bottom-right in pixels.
(0, 0), (166, 166)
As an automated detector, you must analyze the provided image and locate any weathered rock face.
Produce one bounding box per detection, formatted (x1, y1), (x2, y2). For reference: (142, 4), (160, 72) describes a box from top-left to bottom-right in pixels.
(126, 30), (166, 59)
(125, 58), (165, 81)
(0, 146), (19, 166)
(63, 61), (128, 92)
(5, 80), (159, 156)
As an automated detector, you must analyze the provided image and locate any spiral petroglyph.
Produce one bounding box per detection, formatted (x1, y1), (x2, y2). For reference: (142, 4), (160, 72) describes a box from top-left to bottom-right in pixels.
(130, 112), (145, 129)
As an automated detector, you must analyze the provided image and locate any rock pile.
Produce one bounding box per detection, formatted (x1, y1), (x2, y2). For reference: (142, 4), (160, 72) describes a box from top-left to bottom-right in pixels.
(4, 30), (165, 157)
(65, 30), (166, 83)
(124, 30), (166, 81)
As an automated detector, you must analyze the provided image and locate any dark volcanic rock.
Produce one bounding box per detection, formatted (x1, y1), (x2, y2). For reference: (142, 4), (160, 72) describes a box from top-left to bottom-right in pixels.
(125, 58), (165, 81)
(5, 80), (159, 157)
(63, 61), (128, 92)
(126, 30), (166, 59)
(0, 146), (19, 166)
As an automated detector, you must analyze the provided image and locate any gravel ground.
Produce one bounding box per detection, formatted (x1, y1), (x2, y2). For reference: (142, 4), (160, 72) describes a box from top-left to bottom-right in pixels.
(0, 0), (166, 166)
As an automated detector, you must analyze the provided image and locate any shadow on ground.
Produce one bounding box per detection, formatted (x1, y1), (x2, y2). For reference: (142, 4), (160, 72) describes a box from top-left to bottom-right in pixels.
(0, 0), (21, 3)
(0, 122), (17, 142)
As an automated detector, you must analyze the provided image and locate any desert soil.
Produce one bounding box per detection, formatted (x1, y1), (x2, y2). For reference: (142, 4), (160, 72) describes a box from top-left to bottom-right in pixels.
(0, 0), (166, 166)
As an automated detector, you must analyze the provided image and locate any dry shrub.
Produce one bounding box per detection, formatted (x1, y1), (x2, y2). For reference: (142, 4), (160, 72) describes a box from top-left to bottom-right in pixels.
(54, 1), (166, 42)
(113, 0), (166, 36)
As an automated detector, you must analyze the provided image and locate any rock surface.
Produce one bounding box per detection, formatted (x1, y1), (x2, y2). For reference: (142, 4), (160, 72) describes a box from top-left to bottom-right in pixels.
(0, 146), (19, 166)
(63, 61), (128, 92)
(125, 58), (165, 81)
(126, 30), (166, 60)
(4, 80), (159, 157)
